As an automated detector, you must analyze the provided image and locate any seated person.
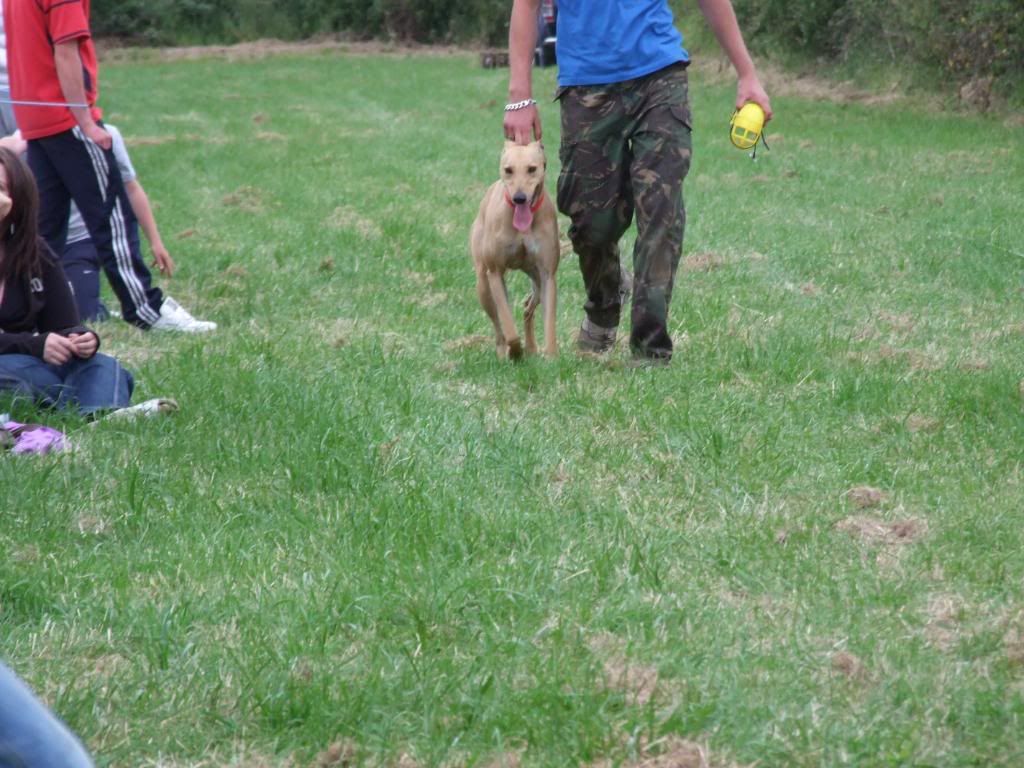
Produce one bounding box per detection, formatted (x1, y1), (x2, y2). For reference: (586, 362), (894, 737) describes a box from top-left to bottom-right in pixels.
(0, 148), (170, 418)
(0, 658), (94, 768)
(61, 123), (215, 331)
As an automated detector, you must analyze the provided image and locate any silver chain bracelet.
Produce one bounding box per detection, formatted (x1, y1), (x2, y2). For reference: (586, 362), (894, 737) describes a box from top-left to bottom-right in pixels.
(504, 98), (537, 112)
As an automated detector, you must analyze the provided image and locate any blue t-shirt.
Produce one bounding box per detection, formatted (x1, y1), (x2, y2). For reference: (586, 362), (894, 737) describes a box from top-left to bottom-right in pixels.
(556, 0), (689, 86)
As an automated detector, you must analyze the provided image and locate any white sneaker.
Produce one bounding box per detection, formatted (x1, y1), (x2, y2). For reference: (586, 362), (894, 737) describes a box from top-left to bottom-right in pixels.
(151, 297), (217, 333)
(103, 398), (179, 421)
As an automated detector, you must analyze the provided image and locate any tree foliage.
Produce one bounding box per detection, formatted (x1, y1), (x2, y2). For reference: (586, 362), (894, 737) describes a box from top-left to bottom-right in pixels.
(92, 0), (1021, 97)
(92, 0), (510, 46)
(728, 0), (1023, 92)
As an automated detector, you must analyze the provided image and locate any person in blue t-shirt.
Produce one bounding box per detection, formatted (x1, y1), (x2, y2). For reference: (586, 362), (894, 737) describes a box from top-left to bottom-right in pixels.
(505, 0), (771, 363)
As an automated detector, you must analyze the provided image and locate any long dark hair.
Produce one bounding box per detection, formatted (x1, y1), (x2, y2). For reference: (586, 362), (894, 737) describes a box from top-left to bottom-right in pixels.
(0, 147), (45, 283)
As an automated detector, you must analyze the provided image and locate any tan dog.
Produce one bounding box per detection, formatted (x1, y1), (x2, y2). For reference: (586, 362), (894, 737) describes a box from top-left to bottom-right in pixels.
(470, 141), (560, 360)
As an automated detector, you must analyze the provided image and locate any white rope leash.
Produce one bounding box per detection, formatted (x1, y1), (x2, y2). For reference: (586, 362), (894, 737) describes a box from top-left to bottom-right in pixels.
(0, 98), (90, 108)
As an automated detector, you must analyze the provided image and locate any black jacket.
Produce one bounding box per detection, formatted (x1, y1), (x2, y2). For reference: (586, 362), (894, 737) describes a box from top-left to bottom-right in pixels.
(0, 253), (96, 359)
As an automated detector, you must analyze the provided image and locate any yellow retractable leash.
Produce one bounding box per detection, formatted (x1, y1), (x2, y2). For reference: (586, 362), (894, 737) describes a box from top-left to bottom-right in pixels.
(729, 102), (770, 159)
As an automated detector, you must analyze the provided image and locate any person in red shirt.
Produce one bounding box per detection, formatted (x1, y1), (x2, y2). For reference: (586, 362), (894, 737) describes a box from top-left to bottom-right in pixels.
(5, 0), (103, 143)
(3, 0), (215, 332)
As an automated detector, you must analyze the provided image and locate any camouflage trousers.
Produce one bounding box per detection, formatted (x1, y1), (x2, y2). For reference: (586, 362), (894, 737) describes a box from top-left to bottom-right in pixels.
(557, 62), (693, 359)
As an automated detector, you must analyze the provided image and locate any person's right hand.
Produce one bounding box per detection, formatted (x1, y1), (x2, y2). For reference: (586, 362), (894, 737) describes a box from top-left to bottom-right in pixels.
(84, 122), (112, 150)
(504, 103), (542, 145)
(43, 333), (76, 366)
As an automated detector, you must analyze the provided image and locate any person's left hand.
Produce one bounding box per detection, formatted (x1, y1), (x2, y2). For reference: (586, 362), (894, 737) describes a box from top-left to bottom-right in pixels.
(83, 122), (112, 150)
(151, 243), (176, 277)
(737, 74), (773, 122)
(69, 332), (98, 358)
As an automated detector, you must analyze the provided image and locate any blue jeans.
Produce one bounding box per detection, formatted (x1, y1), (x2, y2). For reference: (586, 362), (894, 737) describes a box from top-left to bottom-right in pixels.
(0, 353), (133, 416)
(0, 660), (94, 768)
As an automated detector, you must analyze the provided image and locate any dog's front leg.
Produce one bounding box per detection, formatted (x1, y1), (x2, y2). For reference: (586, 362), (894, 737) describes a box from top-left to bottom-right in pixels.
(523, 284), (540, 356)
(486, 269), (523, 360)
(476, 270), (507, 358)
(542, 272), (558, 358)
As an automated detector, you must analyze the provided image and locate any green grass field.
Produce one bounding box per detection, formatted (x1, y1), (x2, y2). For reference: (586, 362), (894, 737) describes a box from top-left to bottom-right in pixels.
(2, 44), (1023, 767)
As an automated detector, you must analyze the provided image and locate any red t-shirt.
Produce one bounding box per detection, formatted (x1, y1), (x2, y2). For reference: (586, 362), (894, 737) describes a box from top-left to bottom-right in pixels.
(4, 0), (103, 139)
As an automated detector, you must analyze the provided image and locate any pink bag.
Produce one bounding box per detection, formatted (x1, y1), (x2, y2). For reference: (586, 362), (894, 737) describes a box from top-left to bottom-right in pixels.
(2, 421), (68, 455)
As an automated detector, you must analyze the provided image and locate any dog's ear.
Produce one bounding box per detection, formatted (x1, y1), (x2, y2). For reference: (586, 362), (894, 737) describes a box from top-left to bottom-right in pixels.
(537, 141), (547, 169)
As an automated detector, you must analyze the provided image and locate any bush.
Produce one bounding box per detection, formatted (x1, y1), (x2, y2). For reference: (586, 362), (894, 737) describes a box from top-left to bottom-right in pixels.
(728, 0), (1023, 99)
(92, 0), (511, 45)
(937, 0), (1024, 83)
(92, 0), (1020, 100)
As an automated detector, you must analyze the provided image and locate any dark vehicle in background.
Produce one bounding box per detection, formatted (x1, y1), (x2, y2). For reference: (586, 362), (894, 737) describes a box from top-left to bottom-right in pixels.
(535, 0), (557, 67)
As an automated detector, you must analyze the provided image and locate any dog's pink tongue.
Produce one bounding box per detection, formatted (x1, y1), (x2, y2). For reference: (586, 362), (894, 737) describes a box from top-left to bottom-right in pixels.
(513, 203), (533, 232)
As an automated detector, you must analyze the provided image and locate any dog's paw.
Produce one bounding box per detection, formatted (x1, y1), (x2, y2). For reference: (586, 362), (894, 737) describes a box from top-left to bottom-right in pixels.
(508, 339), (524, 361)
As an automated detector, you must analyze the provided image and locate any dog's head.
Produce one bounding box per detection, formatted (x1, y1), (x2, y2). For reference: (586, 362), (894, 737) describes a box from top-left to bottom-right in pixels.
(500, 140), (547, 232)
